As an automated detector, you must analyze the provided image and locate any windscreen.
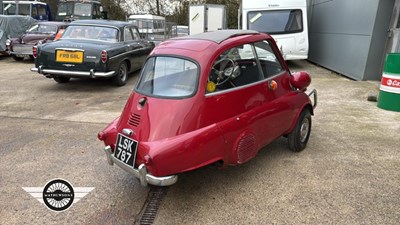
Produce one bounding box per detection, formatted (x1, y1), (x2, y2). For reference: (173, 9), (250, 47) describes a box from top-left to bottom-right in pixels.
(74, 3), (93, 17)
(28, 24), (58, 34)
(136, 57), (198, 98)
(57, 2), (74, 16)
(248, 10), (303, 34)
(62, 25), (119, 42)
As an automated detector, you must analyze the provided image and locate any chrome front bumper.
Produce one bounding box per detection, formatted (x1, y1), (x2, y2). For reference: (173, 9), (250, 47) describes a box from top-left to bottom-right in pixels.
(308, 89), (318, 109)
(103, 146), (178, 186)
(31, 66), (115, 78)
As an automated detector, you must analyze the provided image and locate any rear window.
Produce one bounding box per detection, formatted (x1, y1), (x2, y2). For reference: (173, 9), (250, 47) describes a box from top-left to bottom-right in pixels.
(136, 57), (198, 98)
(248, 9), (303, 34)
(62, 25), (119, 42)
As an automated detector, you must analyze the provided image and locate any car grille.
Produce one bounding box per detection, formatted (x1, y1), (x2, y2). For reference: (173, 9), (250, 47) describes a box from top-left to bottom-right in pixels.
(128, 113), (141, 127)
(236, 133), (257, 164)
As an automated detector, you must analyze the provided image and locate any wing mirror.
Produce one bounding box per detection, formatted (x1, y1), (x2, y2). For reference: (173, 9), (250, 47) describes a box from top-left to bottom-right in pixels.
(290, 71), (311, 91)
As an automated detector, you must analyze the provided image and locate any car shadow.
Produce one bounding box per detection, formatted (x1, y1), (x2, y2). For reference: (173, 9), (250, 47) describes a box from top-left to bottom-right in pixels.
(171, 137), (296, 190)
(40, 72), (140, 93)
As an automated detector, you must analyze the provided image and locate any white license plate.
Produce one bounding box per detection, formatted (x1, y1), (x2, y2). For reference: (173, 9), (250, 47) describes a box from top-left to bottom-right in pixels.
(114, 134), (138, 167)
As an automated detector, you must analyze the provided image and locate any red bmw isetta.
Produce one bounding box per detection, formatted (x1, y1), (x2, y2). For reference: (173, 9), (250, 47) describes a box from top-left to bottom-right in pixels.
(98, 30), (317, 186)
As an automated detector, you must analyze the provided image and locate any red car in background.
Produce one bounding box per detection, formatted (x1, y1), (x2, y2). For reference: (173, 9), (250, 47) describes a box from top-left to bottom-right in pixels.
(98, 30), (317, 186)
(6, 21), (68, 61)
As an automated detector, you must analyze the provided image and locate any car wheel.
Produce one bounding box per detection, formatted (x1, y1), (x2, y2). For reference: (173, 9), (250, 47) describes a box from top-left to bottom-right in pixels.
(12, 55), (24, 61)
(288, 109), (312, 152)
(54, 77), (71, 83)
(112, 62), (128, 86)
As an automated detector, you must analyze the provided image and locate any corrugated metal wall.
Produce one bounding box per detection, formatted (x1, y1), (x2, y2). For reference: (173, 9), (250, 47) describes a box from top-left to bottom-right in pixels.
(308, 0), (394, 80)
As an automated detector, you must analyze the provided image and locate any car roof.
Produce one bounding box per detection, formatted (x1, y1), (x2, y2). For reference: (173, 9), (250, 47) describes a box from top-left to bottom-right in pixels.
(70, 19), (132, 28)
(153, 30), (271, 62)
(172, 30), (260, 44)
(37, 21), (69, 26)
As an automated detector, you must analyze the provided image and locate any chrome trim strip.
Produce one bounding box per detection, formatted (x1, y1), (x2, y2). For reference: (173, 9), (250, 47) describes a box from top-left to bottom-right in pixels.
(31, 67), (115, 77)
(109, 48), (139, 60)
(103, 146), (178, 186)
(205, 71), (286, 97)
(10, 52), (32, 55)
(55, 48), (85, 52)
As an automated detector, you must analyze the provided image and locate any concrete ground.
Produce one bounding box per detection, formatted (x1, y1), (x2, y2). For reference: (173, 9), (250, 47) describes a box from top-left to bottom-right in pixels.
(0, 56), (399, 225)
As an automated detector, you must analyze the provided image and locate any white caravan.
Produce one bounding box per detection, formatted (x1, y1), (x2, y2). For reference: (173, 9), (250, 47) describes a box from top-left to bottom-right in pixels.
(189, 4), (227, 35)
(240, 0), (309, 60)
(128, 14), (166, 44)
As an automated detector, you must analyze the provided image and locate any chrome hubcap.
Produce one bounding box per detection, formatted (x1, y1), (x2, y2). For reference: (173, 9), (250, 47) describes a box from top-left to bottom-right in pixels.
(299, 118), (310, 142)
(120, 64), (127, 81)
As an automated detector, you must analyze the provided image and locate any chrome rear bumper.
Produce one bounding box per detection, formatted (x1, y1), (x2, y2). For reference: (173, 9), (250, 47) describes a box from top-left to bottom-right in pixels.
(103, 146), (178, 186)
(31, 66), (115, 78)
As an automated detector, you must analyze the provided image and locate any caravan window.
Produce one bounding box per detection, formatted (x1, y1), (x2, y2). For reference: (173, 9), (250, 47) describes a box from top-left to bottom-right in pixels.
(18, 4), (31, 16)
(3, 3), (16, 15)
(247, 10), (303, 34)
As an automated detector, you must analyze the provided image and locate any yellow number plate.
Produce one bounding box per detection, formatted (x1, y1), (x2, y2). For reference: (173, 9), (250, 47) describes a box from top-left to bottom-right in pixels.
(56, 50), (83, 63)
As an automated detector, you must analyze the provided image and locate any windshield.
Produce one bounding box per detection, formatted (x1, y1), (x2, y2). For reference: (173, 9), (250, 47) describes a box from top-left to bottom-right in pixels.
(28, 24), (58, 34)
(177, 27), (188, 34)
(248, 10), (303, 34)
(62, 25), (119, 42)
(136, 57), (198, 98)
(74, 3), (92, 16)
(57, 2), (74, 16)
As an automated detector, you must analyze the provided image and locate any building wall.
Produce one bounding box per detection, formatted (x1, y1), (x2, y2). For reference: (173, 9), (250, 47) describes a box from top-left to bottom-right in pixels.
(308, 0), (394, 80)
(365, 1), (396, 80)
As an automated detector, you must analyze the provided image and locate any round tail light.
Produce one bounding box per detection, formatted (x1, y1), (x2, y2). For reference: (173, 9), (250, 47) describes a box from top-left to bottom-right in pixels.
(32, 46), (38, 58)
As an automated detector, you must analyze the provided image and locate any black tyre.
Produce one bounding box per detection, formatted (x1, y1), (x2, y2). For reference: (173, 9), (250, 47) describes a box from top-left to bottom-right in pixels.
(288, 109), (312, 152)
(54, 77), (71, 83)
(112, 62), (128, 86)
(12, 55), (24, 61)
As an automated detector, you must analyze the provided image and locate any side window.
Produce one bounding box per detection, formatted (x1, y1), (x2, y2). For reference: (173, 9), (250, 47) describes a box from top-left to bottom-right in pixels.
(207, 44), (263, 93)
(31, 5), (37, 17)
(4, 4), (16, 15)
(132, 28), (141, 40)
(93, 4), (100, 17)
(253, 41), (284, 78)
(19, 4), (31, 16)
(124, 27), (134, 41)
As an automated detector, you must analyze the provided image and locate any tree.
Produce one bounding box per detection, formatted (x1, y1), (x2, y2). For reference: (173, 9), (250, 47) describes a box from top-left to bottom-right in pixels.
(101, 0), (128, 20)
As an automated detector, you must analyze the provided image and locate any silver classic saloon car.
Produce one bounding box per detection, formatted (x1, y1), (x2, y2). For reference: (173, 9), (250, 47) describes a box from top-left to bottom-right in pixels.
(31, 20), (154, 86)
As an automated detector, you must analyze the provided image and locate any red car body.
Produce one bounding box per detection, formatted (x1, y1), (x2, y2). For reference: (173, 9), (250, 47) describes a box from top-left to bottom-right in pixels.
(6, 21), (68, 61)
(98, 30), (317, 186)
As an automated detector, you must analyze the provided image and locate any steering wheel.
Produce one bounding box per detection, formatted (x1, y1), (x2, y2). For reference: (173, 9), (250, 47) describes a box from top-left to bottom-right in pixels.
(210, 58), (240, 86)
